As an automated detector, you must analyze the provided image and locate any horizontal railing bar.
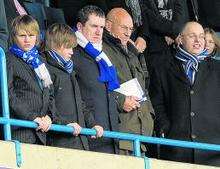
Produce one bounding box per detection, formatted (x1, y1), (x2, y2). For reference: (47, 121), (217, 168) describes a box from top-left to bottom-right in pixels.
(1, 117), (220, 152)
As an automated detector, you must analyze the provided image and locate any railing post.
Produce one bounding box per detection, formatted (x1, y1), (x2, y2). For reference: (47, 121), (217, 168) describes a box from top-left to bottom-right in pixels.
(133, 139), (141, 157)
(0, 47), (11, 140)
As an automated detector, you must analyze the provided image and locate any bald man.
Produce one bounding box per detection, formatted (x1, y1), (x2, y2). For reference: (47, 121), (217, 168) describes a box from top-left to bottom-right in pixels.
(149, 21), (220, 166)
(103, 8), (154, 155)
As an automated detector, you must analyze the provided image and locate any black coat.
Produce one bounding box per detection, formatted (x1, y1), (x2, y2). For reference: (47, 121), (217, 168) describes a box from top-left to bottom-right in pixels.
(55, 0), (87, 27)
(0, 0), (8, 50)
(144, 0), (188, 66)
(198, 0), (220, 32)
(73, 46), (119, 154)
(7, 52), (54, 145)
(149, 57), (220, 166)
(44, 52), (97, 150)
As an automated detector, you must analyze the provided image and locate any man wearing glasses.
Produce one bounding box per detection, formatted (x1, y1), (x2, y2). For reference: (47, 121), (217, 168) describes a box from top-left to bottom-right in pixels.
(149, 21), (220, 166)
(103, 8), (154, 155)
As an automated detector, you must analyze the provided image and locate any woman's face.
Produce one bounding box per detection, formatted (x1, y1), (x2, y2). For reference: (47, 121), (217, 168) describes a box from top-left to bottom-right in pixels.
(205, 33), (216, 54)
(15, 30), (37, 51)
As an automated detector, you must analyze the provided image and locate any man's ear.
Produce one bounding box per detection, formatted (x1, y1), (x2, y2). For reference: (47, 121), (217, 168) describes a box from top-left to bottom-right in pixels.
(76, 22), (82, 31)
(105, 20), (112, 32)
(178, 34), (183, 45)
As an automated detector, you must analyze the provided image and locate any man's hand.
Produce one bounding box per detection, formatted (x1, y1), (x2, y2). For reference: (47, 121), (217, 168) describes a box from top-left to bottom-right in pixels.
(34, 115), (52, 132)
(67, 122), (82, 136)
(91, 125), (104, 139)
(123, 96), (140, 112)
(165, 36), (174, 46)
(135, 37), (147, 53)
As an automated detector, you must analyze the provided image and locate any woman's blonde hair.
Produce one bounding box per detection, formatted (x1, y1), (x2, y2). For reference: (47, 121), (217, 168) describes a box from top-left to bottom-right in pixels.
(11, 15), (40, 44)
(204, 28), (220, 52)
(45, 23), (77, 50)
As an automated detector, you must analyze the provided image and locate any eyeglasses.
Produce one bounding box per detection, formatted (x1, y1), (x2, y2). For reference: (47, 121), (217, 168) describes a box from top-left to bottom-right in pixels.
(119, 25), (134, 32)
(107, 18), (134, 32)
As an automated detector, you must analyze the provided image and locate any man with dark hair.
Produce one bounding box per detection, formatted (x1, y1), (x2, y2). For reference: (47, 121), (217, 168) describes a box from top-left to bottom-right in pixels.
(73, 5), (119, 154)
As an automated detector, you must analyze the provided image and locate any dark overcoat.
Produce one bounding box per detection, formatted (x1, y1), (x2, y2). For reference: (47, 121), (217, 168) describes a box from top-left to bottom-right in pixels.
(7, 52), (54, 145)
(149, 57), (220, 166)
(44, 51), (97, 150)
(73, 46), (119, 154)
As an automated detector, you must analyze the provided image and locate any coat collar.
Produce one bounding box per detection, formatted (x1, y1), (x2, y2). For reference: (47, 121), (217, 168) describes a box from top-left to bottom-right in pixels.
(169, 57), (190, 85)
(169, 57), (212, 88)
(103, 30), (139, 58)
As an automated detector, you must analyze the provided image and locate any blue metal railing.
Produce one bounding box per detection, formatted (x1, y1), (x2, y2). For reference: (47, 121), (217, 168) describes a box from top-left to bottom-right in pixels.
(0, 47), (11, 140)
(1, 46), (220, 159)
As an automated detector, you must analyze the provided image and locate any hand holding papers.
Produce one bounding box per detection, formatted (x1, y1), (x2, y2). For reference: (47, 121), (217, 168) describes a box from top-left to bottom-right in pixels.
(114, 78), (147, 102)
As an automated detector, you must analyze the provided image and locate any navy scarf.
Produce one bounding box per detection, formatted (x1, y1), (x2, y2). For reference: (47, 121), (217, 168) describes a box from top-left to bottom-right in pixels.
(48, 50), (73, 74)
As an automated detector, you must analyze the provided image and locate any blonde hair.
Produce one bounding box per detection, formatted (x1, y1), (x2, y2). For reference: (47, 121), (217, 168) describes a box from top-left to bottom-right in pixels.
(45, 23), (77, 50)
(11, 15), (40, 44)
(204, 28), (220, 51)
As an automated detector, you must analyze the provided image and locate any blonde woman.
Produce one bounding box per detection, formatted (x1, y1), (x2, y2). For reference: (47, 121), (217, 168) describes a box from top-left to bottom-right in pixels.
(204, 28), (220, 60)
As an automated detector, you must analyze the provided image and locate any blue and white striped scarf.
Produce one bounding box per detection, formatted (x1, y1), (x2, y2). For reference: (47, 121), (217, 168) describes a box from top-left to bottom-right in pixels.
(175, 46), (208, 84)
(48, 50), (73, 74)
(10, 44), (52, 88)
(74, 28), (120, 91)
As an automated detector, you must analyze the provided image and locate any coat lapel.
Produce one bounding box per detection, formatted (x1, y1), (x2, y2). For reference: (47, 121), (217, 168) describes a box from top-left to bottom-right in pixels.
(17, 57), (43, 91)
(192, 61), (210, 91)
(169, 58), (190, 85)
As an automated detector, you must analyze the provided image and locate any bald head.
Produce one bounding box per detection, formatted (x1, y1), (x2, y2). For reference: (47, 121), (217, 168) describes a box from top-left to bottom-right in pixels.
(106, 8), (133, 46)
(107, 8), (132, 25)
(181, 22), (204, 35)
(179, 22), (205, 55)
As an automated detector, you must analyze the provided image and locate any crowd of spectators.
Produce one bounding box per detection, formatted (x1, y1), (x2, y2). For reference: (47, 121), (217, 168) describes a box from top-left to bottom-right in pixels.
(1, 0), (220, 167)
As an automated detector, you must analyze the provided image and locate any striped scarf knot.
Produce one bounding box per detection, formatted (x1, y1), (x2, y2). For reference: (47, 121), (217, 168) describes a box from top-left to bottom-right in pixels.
(175, 46), (208, 84)
(48, 50), (73, 74)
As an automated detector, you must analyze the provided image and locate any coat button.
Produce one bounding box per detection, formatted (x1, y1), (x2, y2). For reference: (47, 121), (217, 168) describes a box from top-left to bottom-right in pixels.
(190, 90), (194, 95)
(190, 112), (195, 117)
(191, 134), (197, 139)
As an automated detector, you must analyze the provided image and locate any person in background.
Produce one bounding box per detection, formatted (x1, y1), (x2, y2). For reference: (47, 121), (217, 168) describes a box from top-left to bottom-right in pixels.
(204, 28), (220, 60)
(44, 23), (103, 150)
(7, 15), (52, 144)
(0, 0), (8, 50)
(4, 0), (28, 33)
(73, 5), (119, 154)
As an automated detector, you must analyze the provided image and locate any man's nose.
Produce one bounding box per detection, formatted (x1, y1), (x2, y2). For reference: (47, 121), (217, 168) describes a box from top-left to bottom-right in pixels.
(95, 27), (102, 34)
